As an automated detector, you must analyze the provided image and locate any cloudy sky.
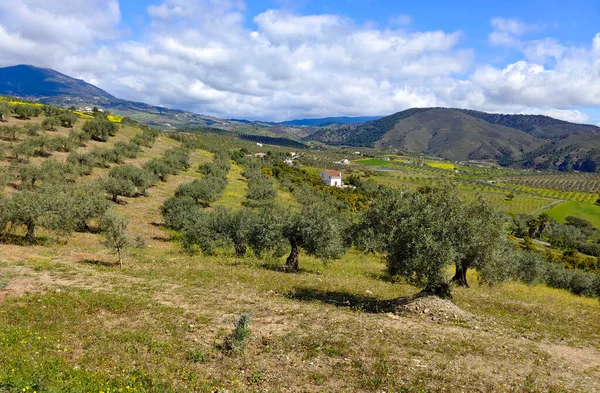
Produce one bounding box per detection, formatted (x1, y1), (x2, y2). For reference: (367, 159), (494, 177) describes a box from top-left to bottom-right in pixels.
(0, 0), (599, 123)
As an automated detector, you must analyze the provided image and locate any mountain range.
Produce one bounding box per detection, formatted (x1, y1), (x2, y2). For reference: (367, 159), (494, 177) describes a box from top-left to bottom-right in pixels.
(2, 64), (600, 170)
(308, 107), (600, 169)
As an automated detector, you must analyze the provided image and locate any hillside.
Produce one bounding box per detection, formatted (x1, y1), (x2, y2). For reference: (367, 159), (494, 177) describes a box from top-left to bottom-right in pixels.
(0, 106), (599, 392)
(309, 107), (600, 168)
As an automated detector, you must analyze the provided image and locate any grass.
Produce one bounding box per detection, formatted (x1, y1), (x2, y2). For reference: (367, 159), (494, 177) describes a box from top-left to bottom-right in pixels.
(545, 200), (600, 228)
(212, 163), (248, 209)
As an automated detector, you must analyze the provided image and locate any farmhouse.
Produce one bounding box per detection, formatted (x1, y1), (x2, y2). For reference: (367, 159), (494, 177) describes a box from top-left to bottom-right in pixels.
(320, 170), (343, 187)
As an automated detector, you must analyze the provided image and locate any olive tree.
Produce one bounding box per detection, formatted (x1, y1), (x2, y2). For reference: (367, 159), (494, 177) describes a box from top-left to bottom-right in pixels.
(12, 105), (34, 120)
(109, 165), (156, 196)
(175, 177), (225, 207)
(182, 207), (253, 256)
(82, 116), (118, 141)
(282, 199), (349, 271)
(0, 102), (11, 121)
(58, 112), (79, 128)
(244, 175), (276, 208)
(100, 209), (130, 268)
(161, 196), (201, 230)
(42, 117), (61, 131)
(104, 176), (136, 203)
(363, 186), (508, 298)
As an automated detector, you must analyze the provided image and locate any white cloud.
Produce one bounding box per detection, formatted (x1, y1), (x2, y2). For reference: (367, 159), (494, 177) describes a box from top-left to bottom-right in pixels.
(490, 18), (541, 37)
(0, 3), (599, 123)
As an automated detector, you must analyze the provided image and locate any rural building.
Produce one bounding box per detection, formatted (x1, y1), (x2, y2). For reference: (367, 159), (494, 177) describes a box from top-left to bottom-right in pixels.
(255, 152), (266, 158)
(320, 170), (343, 187)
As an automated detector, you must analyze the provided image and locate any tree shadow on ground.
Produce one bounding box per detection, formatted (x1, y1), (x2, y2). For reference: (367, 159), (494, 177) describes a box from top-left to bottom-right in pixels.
(0, 234), (48, 246)
(258, 263), (323, 275)
(285, 287), (399, 313)
(79, 259), (118, 268)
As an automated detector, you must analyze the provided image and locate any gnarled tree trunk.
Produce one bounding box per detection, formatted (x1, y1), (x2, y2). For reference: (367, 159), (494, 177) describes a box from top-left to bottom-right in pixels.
(234, 243), (247, 257)
(451, 263), (469, 287)
(421, 282), (453, 300)
(285, 240), (301, 271)
(25, 223), (36, 242)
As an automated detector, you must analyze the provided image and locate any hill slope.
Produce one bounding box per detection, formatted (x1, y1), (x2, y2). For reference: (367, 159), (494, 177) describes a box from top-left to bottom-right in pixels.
(309, 107), (600, 167)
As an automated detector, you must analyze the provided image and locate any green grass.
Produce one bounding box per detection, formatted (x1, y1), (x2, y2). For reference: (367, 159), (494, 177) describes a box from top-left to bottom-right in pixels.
(545, 200), (600, 228)
(212, 163), (248, 209)
(355, 158), (393, 167)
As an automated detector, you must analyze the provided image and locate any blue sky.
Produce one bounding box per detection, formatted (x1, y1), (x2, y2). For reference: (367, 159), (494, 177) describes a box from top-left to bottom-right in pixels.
(0, 0), (599, 122)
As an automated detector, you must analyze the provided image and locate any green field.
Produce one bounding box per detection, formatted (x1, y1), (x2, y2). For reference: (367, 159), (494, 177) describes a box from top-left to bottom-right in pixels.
(545, 201), (600, 228)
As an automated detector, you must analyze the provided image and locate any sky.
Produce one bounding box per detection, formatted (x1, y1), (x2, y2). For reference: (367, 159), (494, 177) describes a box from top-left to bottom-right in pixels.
(0, 0), (599, 123)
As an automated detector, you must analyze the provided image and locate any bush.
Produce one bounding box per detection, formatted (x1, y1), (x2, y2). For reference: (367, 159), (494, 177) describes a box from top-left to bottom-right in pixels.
(224, 313), (251, 353)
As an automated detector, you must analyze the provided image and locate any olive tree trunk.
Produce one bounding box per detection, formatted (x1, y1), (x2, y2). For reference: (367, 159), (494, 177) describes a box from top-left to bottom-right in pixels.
(285, 240), (301, 271)
(451, 263), (469, 287)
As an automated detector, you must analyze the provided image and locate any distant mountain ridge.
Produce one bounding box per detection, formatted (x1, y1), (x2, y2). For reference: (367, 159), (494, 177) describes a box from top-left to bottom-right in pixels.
(279, 116), (381, 127)
(308, 107), (600, 170)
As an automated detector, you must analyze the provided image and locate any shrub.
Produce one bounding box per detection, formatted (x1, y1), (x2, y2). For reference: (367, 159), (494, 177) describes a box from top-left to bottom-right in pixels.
(224, 313), (251, 353)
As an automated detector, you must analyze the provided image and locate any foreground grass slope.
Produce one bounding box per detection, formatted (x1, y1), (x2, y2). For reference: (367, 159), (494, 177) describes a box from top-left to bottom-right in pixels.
(0, 120), (599, 392)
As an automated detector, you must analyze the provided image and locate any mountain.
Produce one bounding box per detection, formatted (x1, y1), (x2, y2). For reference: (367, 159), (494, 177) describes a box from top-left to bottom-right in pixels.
(0, 65), (257, 131)
(279, 116), (381, 127)
(308, 107), (600, 168)
(0, 65), (115, 100)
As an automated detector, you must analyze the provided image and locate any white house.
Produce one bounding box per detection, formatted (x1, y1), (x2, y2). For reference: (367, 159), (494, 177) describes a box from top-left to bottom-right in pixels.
(320, 170), (343, 187)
